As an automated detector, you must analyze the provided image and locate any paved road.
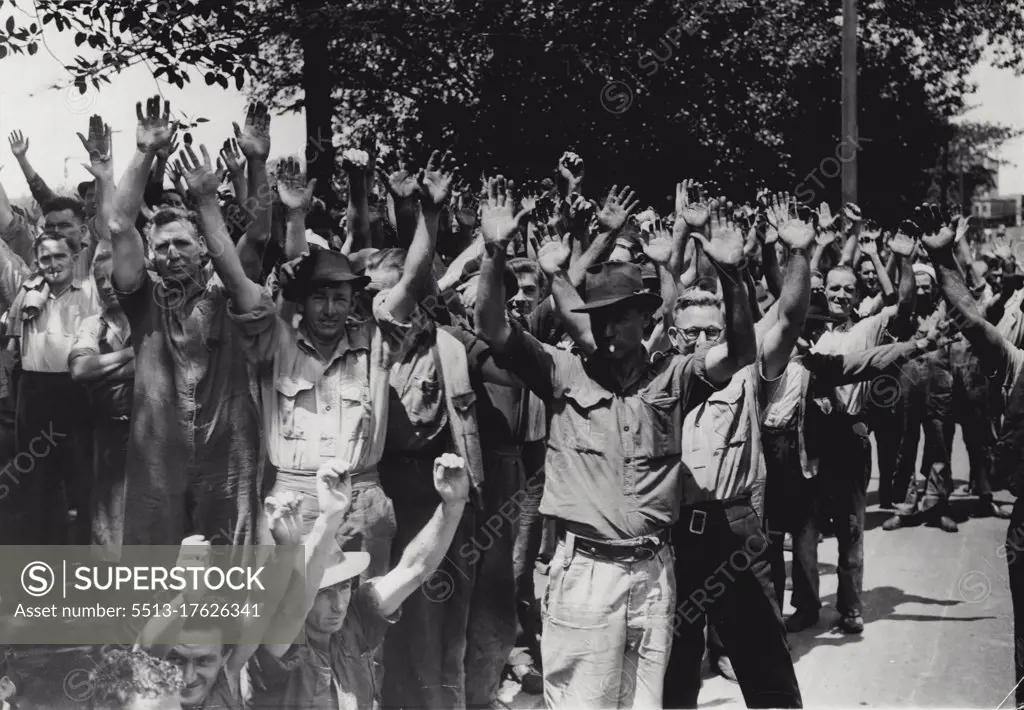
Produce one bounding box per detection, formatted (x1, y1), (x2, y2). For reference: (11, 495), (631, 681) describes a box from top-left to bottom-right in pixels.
(505, 426), (1018, 708)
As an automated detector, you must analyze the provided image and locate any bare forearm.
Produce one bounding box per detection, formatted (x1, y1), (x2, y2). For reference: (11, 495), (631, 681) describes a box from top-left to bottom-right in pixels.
(386, 209), (439, 322)
(115, 150), (157, 220)
(15, 155), (57, 206)
(395, 501), (465, 588)
(394, 198), (420, 247)
(476, 243), (512, 347)
(568, 230), (615, 287)
(230, 172), (248, 205)
(0, 181), (14, 232)
(244, 158), (272, 248)
(69, 349), (133, 382)
(893, 255), (916, 334)
(721, 268), (756, 364)
(347, 178), (371, 252)
(872, 251), (895, 298)
(777, 251), (810, 334)
(550, 271), (595, 355)
(284, 210), (309, 261)
(196, 196), (262, 312)
(763, 240), (783, 298)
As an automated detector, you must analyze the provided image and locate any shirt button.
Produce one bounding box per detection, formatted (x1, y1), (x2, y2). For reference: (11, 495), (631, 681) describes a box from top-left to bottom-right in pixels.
(623, 425), (630, 432)
(325, 405), (332, 411)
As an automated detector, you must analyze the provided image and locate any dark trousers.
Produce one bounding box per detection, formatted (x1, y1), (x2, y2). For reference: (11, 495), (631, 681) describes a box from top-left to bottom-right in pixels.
(763, 428), (821, 615)
(664, 495), (802, 709)
(868, 389), (904, 507)
(953, 340), (997, 498)
(894, 359), (928, 507)
(91, 416), (129, 560)
(818, 415), (870, 617)
(381, 455), (477, 710)
(1007, 499), (1024, 708)
(11, 371), (93, 546)
(465, 447), (525, 707)
(512, 439), (545, 665)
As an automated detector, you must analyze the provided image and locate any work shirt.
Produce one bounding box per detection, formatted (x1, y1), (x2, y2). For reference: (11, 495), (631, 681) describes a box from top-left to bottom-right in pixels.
(492, 320), (716, 540)
(385, 329), (450, 457)
(811, 304), (897, 416)
(248, 581), (399, 710)
(234, 291), (413, 475)
(18, 279), (101, 373)
(116, 266), (275, 546)
(996, 288), (1024, 349)
(68, 307), (133, 418)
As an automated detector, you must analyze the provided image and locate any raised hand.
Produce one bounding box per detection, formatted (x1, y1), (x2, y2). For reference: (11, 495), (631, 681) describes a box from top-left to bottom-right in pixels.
(597, 185), (639, 234)
(641, 217), (673, 264)
(777, 215), (815, 251)
(176, 534), (211, 600)
(232, 102), (271, 161)
(174, 144), (225, 199)
(955, 215), (971, 243)
(76, 114), (112, 163)
(316, 460), (354, 519)
(859, 234), (879, 257)
(916, 204), (954, 252)
(888, 229), (917, 258)
(378, 150), (419, 200)
(136, 95), (176, 155)
(816, 202), (839, 232)
(418, 149), (455, 208)
(694, 205), (746, 268)
(557, 151), (584, 192)
(678, 180), (711, 229)
(276, 157), (317, 212)
(480, 176), (531, 247)
(218, 138), (245, 177)
(453, 190), (479, 231)
(535, 221), (571, 274)
(264, 491), (303, 545)
(433, 453), (470, 504)
(7, 130), (28, 158)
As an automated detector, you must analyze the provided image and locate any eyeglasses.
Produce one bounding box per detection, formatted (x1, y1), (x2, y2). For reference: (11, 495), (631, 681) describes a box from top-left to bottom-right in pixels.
(680, 326), (723, 342)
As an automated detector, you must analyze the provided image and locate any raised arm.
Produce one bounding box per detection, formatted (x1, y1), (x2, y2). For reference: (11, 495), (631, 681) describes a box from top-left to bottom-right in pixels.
(176, 144), (262, 313)
(805, 336), (940, 390)
(276, 158), (317, 261)
(372, 454), (470, 616)
(7, 130), (57, 206)
(760, 217), (814, 380)
(568, 186), (638, 287)
(382, 150), (452, 323)
(342, 140), (374, 251)
(0, 172), (34, 268)
(77, 115), (114, 245)
(920, 212), (1012, 377)
(378, 151), (421, 247)
(696, 207), (757, 385)
(233, 103), (273, 282)
(219, 138), (248, 206)
(537, 224), (596, 356)
(111, 97), (175, 292)
(476, 177), (532, 351)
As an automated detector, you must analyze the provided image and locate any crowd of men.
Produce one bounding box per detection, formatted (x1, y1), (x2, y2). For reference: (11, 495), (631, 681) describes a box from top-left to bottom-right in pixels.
(0, 96), (1020, 710)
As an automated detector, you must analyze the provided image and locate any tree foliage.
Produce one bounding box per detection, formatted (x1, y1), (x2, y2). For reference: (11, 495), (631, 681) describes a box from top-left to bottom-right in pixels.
(2, 0), (1023, 223)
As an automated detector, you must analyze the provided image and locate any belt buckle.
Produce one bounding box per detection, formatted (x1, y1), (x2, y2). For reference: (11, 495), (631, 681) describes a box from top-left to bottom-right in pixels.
(689, 510), (706, 535)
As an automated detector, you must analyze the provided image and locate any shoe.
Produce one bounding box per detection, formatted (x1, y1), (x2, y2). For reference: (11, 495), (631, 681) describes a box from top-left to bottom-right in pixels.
(952, 483), (971, 497)
(512, 664), (543, 695)
(936, 515), (959, 533)
(712, 655), (738, 683)
(784, 608), (819, 633)
(881, 515), (903, 531)
(835, 613), (864, 634)
(878, 497), (893, 510)
(973, 499), (1013, 519)
(783, 533), (793, 552)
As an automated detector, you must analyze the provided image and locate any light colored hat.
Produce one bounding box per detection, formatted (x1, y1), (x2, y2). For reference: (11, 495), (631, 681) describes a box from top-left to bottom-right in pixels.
(318, 552), (370, 590)
(912, 263), (936, 282)
(305, 230), (331, 251)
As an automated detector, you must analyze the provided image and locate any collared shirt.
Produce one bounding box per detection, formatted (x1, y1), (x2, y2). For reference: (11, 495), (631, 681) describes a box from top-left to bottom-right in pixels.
(761, 358), (803, 429)
(385, 329), (450, 457)
(683, 363), (766, 506)
(811, 304), (897, 416)
(236, 291), (412, 474)
(996, 288), (1024, 349)
(493, 321), (716, 540)
(857, 292), (884, 320)
(68, 307), (133, 418)
(248, 581), (398, 710)
(20, 279), (101, 373)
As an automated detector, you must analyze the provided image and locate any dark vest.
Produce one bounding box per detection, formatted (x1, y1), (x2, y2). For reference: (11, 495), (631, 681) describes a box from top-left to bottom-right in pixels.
(994, 366), (1024, 496)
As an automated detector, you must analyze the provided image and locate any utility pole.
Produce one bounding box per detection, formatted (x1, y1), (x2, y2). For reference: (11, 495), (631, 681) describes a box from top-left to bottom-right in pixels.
(842, 0), (858, 212)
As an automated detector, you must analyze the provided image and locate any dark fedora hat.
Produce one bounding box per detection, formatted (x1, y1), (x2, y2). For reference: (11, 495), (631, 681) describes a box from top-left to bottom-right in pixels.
(281, 249), (370, 302)
(572, 261), (663, 314)
(77, 180), (95, 199)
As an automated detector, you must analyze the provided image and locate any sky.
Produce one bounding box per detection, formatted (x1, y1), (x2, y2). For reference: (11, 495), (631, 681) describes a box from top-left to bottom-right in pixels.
(0, 20), (1022, 200)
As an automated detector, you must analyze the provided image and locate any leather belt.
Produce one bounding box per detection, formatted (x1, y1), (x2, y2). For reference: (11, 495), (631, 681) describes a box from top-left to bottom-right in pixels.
(555, 522), (669, 563)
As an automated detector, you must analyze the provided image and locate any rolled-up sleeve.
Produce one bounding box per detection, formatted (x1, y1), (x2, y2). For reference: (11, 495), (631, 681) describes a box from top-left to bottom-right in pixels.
(372, 288), (417, 367)
(677, 341), (718, 415)
(1, 208), (36, 266)
(227, 285), (281, 364)
(68, 315), (103, 367)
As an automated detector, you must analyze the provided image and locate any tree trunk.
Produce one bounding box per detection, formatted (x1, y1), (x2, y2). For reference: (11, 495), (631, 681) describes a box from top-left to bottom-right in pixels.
(301, 17), (336, 209)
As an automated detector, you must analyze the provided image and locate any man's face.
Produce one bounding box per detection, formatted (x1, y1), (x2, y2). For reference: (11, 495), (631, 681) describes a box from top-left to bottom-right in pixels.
(160, 191), (186, 210)
(670, 305), (725, 355)
(165, 632), (227, 707)
(124, 694), (183, 710)
(302, 283), (353, 344)
(987, 263), (1003, 291)
(92, 243), (117, 307)
(509, 272), (541, 316)
(810, 273), (824, 297)
(589, 304), (646, 361)
(83, 186), (97, 218)
(915, 273), (935, 314)
(35, 237), (75, 289)
(43, 208), (87, 252)
(858, 260), (879, 295)
(308, 582), (353, 635)
(825, 269), (858, 320)
(149, 220), (206, 281)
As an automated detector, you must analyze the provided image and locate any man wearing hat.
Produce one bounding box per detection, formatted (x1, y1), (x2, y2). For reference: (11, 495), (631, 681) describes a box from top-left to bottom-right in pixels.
(249, 453), (472, 710)
(476, 179), (758, 707)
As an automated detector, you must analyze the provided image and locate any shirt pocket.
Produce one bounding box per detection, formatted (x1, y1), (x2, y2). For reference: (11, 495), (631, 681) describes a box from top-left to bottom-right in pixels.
(339, 383), (373, 444)
(404, 373), (443, 425)
(276, 376), (316, 440)
(638, 390), (682, 458)
(560, 387), (612, 453)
